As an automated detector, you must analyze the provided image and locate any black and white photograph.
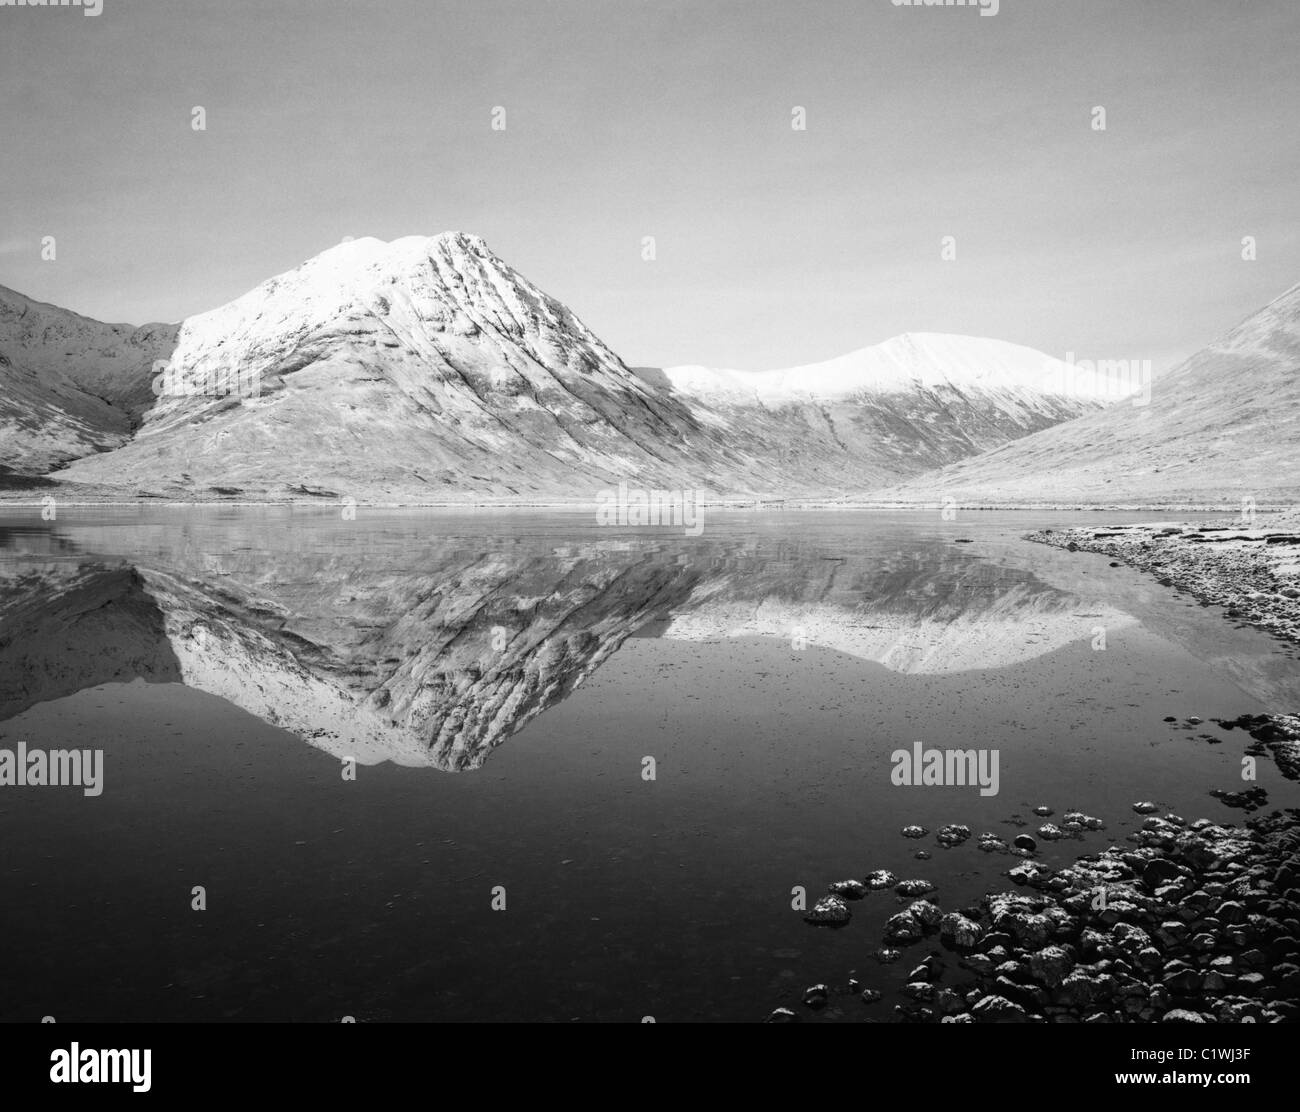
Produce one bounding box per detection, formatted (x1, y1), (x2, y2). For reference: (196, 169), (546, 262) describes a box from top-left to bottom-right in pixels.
(1, 0), (1297, 1093)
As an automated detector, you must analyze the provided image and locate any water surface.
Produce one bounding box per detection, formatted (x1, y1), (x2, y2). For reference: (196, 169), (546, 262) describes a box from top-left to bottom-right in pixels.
(1, 509), (1297, 1021)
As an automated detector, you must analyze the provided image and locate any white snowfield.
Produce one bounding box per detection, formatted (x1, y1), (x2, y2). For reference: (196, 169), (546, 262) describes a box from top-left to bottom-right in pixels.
(664, 332), (1129, 406)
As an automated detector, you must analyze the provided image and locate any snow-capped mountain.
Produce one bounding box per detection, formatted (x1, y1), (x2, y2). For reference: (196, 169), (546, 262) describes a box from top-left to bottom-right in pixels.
(56, 233), (715, 499)
(13, 234), (1104, 499)
(662, 333), (1120, 406)
(0, 285), (177, 475)
(633, 334), (1109, 491)
(872, 281), (1300, 506)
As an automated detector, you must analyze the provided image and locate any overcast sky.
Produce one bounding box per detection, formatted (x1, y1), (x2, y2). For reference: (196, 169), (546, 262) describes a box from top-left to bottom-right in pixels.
(1, 0), (1296, 374)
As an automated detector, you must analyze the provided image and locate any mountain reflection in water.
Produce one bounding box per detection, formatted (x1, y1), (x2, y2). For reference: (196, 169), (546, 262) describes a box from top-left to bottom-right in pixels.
(0, 510), (1163, 771)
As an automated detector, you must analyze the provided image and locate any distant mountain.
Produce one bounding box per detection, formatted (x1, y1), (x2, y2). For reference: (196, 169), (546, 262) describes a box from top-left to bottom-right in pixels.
(0, 285), (177, 474)
(871, 282), (1300, 506)
(637, 333), (1110, 491)
(12, 235), (1103, 500)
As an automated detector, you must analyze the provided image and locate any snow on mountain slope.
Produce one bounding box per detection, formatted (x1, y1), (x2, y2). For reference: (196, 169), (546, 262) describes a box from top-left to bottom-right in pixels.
(35, 235), (1106, 501)
(57, 234), (715, 500)
(871, 282), (1300, 507)
(663, 333), (1122, 406)
(0, 285), (178, 474)
(631, 334), (1110, 492)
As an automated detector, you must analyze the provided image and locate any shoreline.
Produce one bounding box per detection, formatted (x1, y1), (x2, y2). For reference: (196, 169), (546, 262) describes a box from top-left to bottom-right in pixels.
(777, 797), (1300, 1024)
(777, 515), (1300, 1024)
(1029, 519), (1300, 646)
(0, 494), (1294, 514)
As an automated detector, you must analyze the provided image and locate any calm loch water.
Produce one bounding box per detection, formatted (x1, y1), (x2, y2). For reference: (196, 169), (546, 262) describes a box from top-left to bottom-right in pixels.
(1, 508), (1297, 1021)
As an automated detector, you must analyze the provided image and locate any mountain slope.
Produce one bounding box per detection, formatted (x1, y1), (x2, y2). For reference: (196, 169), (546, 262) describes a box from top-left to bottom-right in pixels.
(637, 333), (1110, 489)
(56, 234), (718, 500)
(0, 350), (131, 474)
(0, 285), (177, 474)
(871, 282), (1300, 506)
(14, 235), (1107, 500)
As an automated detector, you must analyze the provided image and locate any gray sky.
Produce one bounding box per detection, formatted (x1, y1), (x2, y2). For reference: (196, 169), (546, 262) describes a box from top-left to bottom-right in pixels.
(1, 0), (1296, 374)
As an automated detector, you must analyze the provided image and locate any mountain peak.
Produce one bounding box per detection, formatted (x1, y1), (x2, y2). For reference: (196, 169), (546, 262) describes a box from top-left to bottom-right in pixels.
(433, 230), (490, 253)
(663, 332), (1113, 404)
(172, 230), (620, 386)
(56, 228), (706, 498)
(309, 231), (492, 266)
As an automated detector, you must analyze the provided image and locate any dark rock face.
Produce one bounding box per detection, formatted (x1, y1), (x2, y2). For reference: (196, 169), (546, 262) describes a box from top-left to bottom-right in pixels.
(784, 808), (1300, 1023)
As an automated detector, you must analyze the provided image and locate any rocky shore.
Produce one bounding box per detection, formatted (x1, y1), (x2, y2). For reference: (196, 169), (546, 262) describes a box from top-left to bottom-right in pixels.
(772, 802), (1300, 1024)
(1028, 512), (1300, 645)
(773, 505), (1300, 1025)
